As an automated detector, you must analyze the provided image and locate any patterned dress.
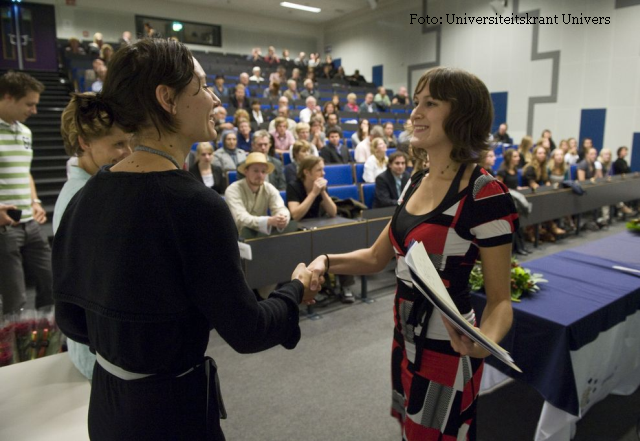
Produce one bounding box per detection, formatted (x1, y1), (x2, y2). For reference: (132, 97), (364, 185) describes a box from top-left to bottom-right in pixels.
(389, 164), (518, 440)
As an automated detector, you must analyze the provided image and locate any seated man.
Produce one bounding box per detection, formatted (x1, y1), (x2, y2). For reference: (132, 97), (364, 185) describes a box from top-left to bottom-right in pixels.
(320, 128), (350, 164)
(300, 79), (319, 100)
(229, 84), (250, 110)
(373, 152), (410, 208)
(225, 152), (290, 237)
(212, 75), (228, 98)
(299, 96), (321, 124)
(493, 123), (511, 143)
(359, 93), (376, 114)
(237, 72), (252, 97)
(392, 86), (409, 105)
(237, 130), (286, 190)
(249, 66), (265, 83)
(324, 113), (343, 138)
(374, 87), (391, 112)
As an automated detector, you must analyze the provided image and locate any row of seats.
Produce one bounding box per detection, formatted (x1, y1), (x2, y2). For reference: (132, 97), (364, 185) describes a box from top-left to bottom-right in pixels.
(274, 184), (378, 209)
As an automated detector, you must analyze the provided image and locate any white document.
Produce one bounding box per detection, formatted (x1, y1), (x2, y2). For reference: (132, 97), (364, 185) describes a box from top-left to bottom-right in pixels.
(238, 241), (252, 260)
(405, 241), (522, 373)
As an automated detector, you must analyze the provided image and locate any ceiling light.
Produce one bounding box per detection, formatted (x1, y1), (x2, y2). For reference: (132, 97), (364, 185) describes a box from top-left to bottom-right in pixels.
(280, 2), (321, 13)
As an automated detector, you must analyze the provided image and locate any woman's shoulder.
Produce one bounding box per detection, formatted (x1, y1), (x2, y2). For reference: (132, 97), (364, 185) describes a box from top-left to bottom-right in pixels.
(469, 166), (511, 201)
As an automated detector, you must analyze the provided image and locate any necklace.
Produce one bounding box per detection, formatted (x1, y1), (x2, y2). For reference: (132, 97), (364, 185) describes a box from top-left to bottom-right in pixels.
(440, 163), (458, 175)
(134, 145), (180, 169)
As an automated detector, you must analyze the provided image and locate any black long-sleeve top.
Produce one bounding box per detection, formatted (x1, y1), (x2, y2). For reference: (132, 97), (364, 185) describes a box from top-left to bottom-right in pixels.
(53, 167), (303, 375)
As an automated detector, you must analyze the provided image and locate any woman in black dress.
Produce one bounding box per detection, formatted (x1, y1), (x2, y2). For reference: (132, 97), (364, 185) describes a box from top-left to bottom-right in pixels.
(53, 39), (314, 441)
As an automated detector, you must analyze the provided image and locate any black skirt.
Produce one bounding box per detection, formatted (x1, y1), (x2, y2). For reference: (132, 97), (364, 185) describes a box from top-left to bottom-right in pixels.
(88, 359), (226, 440)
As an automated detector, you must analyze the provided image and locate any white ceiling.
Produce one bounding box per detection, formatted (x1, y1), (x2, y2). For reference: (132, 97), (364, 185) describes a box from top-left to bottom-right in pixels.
(164, 0), (394, 24)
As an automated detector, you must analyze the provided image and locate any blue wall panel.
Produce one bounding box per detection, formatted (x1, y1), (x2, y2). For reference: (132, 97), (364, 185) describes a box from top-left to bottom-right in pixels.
(372, 65), (383, 87)
(631, 133), (640, 172)
(579, 108), (607, 152)
(490, 92), (508, 135)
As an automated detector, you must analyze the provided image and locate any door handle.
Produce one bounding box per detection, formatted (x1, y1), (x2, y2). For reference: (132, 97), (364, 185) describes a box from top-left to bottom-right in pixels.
(20, 34), (30, 46)
(8, 34), (17, 45)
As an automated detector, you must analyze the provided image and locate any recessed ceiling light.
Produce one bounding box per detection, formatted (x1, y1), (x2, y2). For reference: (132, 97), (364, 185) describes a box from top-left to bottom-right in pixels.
(280, 2), (321, 13)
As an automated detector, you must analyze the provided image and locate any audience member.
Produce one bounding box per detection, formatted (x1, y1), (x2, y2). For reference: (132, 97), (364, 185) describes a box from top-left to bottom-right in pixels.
(345, 93), (359, 112)
(373, 151), (410, 208)
(579, 137), (593, 161)
(294, 52), (307, 66)
(307, 53), (320, 68)
(541, 129), (556, 151)
(212, 75), (229, 98)
(143, 22), (156, 38)
(333, 66), (347, 81)
(268, 99), (296, 132)
(548, 148), (568, 185)
(285, 140), (313, 184)
(238, 130), (286, 190)
(480, 149), (496, 176)
(348, 69), (366, 85)
(189, 142), (227, 194)
(213, 106), (234, 139)
(320, 128), (350, 164)
(0, 71), (51, 315)
(577, 147), (601, 181)
(291, 68), (302, 84)
(249, 99), (264, 130)
(281, 48), (291, 62)
(359, 93), (376, 114)
(565, 137), (579, 165)
(496, 149), (522, 191)
(119, 31), (133, 45)
(66, 37), (86, 55)
(382, 121), (398, 149)
(397, 120), (412, 155)
(247, 47), (262, 62)
(237, 72), (252, 97)
(250, 66), (265, 83)
(493, 123), (511, 143)
(269, 66), (287, 85)
(556, 139), (569, 157)
(100, 44), (114, 65)
(263, 46), (280, 64)
(270, 117), (296, 155)
(213, 130), (247, 172)
(523, 145), (551, 190)
(230, 84), (250, 110)
(613, 146), (631, 175)
(331, 94), (342, 112)
(91, 58), (107, 92)
(225, 152), (289, 236)
(309, 117), (326, 151)
(374, 87), (391, 112)
(352, 118), (369, 146)
(320, 64), (334, 80)
(391, 86), (409, 105)
(292, 122), (318, 155)
(355, 124), (384, 163)
(283, 79), (300, 101)
(300, 79), (319, 100)
(263, 81), (281, 99)
(299, 96), (321, 123)
(324, 113), (342, 138)
(322, 101), (337, 120)
(237, 120), (253, 152)
(363, 138), (388, 182)
(518, 135), (533, 168)
(88, 32), (103, 54)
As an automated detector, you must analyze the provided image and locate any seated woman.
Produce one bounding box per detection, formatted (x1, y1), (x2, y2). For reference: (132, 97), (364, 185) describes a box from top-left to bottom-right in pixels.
(270, 116), (296, 155)
(345, 93), (359, 112)
(292, 122), (318, 155)
(189, 142), (227, 194)
(363, 138), (388, 183)
(213, 130), (247, 172)
(237, 119), (253, 152)
(481, 149), (496, 176)
(309, 116), (326, 153)
(263, 81), (281, 99)
(285, 140), (312, 184)
(548, 148), (575, 232)
(524, 145), (565, 240)
(286, 156), (356, 303)
(331, 94), (342, 112)
(54, 92), (133, 379)
(495, 149), (522, 190)
(565, 137), (580, 165)
(382, 121), (398, 149)
(517, 135), (533, 168)
(322, 101), (337, 121)
(351, 118), (369, 147)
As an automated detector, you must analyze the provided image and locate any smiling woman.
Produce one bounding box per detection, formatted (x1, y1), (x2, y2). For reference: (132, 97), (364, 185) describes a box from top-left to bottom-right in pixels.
(52, 39), (315, 441)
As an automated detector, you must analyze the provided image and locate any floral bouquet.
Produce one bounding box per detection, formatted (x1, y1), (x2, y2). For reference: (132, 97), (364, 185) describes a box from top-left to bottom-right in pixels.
(470, 257), (548, 302)
(1, 307), (62, 366)
(626, 218), (640, 233)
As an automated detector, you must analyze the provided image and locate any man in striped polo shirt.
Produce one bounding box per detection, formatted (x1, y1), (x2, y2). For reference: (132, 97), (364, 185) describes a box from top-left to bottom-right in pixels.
(0, 71), (53, 315)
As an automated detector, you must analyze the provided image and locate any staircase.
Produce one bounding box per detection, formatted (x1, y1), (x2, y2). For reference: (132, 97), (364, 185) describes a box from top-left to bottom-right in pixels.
(1, 70), (74, 239)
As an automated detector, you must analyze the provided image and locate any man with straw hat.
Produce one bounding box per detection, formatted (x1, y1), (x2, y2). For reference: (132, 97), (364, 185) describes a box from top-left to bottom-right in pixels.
(225, 152), (290, 237)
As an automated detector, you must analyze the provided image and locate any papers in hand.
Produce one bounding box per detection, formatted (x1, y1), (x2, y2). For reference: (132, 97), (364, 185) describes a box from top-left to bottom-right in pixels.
(405, 241), (522, 373)
(613, 265), (640, 277)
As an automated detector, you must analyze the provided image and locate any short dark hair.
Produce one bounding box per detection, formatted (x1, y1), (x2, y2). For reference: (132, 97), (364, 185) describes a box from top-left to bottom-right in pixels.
(98, 38), (196, 137)
(326, 127), (341, 138)
(413, 67), (493, 164)
(388, 151), (407, 164)
(617, 146), (628, 157)
(0, 71), (45, 100)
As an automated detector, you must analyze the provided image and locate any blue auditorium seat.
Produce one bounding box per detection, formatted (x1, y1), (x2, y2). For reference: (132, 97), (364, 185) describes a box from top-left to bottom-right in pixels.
(570, 164), (578, 181)
(361, 183), (376, 209)
(517, 169), (524, 187)
(228, 170), (238, 185)
(386, 148), (396, 156)
(354, 163), (365, 183)
(327, 185), (359, 201)
(279, 190), (287, 204)
(282, 151), (291, 166)
(324, 164), (354, 186)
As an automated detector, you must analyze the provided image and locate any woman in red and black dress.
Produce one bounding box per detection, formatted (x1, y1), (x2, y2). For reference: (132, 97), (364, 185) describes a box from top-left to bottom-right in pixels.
(308, 67), (518, 440)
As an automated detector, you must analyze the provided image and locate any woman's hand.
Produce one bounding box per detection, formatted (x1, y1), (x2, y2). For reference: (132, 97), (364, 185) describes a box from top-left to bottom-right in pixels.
(291, 263), (317, 305)
(441, 316), (490, 359)
(307, 255), (328, 293)
(311, 178), (328, 196)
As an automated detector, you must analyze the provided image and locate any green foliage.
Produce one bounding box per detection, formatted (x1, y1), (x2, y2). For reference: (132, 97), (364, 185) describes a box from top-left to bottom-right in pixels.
(470, 257), (548, 302)
(626, 218), (640, 232)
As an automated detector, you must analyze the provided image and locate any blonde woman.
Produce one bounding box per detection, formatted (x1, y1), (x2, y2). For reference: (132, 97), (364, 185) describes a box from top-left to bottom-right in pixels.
(189, 142), (226, 194)
(363, 138), (388, 182)
(517, 135), (533, 168)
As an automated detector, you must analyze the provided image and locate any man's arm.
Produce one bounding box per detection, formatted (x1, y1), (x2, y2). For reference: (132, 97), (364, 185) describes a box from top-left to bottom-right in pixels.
(29, 174), (47, 224)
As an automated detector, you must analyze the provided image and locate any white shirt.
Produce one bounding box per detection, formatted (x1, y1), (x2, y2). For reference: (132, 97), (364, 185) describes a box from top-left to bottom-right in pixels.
(299, 107), (315, 124)
(363, 156), (387, 183)
(564, 152), (579, 165)
(354, 138), (372, 163)
(202, 173), (214, 188)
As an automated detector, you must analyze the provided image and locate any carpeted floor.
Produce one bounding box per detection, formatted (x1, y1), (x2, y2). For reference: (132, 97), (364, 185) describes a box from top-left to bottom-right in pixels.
(208, 221), (640, 441)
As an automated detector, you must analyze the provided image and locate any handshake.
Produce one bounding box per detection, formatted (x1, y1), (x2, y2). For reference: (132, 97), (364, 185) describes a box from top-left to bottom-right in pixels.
(290, 255), (330, 305)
